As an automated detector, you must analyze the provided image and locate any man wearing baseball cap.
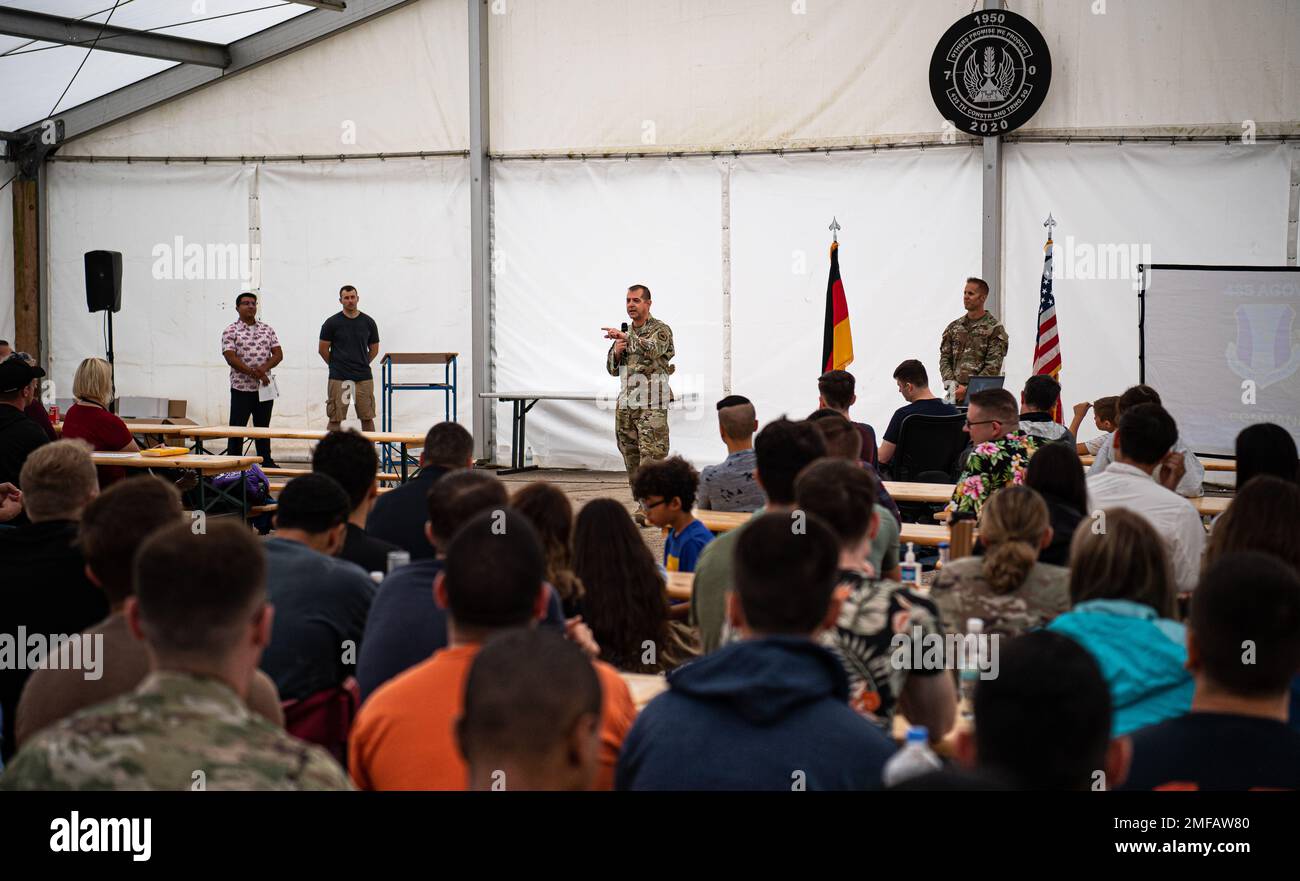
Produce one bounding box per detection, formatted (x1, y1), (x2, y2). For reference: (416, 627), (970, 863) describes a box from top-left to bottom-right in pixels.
(0, 357), (50, 488)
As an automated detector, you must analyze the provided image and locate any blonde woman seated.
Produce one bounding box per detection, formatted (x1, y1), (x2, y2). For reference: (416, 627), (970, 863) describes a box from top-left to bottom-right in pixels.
(930, 485), (1070, 638)
(60, 357), (139, 487)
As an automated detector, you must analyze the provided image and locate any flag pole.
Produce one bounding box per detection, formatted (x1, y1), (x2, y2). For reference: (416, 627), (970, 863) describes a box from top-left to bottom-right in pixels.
(1041, 212), (1060, 423)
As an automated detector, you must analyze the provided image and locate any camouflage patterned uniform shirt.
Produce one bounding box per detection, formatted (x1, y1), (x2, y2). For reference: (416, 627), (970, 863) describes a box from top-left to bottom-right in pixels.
(0, 671), (352, 791)
(939, 311), (1009, 387)
(929, 556), (1071, 639)
(606, 316), (675, 410)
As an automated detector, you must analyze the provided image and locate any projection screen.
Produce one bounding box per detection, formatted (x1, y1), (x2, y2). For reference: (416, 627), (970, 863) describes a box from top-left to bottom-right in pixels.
(1141, 265), (1300, 457)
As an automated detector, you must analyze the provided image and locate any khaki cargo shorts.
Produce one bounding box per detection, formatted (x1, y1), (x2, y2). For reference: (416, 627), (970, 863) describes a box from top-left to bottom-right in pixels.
(327, 378), (376, 421)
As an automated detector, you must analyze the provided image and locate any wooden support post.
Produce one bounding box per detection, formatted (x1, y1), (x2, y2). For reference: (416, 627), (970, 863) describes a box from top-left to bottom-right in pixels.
(12, 177), (39, 363)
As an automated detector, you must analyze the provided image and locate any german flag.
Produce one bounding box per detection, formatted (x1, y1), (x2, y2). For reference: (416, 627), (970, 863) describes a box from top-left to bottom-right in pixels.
(822, 240), (854, 372)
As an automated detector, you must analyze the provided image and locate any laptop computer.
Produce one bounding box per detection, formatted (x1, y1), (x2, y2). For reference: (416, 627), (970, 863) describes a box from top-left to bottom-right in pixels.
(965, 375), (1005, 396)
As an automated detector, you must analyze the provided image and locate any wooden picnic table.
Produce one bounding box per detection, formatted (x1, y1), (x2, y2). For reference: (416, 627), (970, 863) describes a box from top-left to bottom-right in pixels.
(1081, 454), (1236, 472)
(178, 426), (425, 444)
(691, 510), (958, 547)
(666, 571), (693, 602)
(883, 481), (954, 504)
(91, 452), (261, 473)
(167, 426), (426, 481)
(894, 480), (1231, 518)
(621, 672), (669, 711)
(90, 452), (263, 516)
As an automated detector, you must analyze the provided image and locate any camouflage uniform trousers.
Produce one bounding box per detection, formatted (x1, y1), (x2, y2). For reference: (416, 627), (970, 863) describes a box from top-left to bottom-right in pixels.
(616, 406), (670, 489)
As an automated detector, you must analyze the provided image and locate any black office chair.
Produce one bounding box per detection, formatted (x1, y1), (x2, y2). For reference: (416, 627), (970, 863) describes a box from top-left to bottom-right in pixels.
(891, 412), (969, 484)
(889, 412), (969, 524)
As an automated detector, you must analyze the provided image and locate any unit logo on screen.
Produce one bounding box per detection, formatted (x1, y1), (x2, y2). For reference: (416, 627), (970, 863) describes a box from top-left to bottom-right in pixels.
(930, 9), (1051, 136)
(1228, 304), (1299, 390)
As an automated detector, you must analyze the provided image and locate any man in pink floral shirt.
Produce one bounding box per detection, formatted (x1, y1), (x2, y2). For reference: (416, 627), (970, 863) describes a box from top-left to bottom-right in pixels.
(221, 292), (284, 466)
(947, 388), (1039, 518)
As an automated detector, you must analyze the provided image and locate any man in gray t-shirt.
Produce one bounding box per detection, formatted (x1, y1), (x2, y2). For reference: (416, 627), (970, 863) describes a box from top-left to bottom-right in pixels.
(698, 395), (765, 512)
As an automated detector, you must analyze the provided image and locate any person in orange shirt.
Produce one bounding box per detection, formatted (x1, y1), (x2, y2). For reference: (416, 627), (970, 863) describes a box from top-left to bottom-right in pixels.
(348, 508), (636, 791)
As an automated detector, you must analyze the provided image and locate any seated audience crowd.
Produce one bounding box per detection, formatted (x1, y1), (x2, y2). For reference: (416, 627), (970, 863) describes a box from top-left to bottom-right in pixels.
(2, 353), (1299, 792)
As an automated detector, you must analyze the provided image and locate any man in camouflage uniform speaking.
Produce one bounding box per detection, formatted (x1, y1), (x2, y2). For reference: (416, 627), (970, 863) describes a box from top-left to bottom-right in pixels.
(0, 520), (351, 791)
(603, 284), (675, 496)
(939, 277), (1010, 404)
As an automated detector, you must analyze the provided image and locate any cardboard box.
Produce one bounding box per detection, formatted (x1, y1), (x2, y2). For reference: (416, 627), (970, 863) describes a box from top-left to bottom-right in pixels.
(116, 396), (169, 419)
(168, 399), (187, 419)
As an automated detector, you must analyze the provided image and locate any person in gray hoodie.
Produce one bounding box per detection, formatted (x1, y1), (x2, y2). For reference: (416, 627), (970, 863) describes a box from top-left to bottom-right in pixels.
(615, 512), (896, 791)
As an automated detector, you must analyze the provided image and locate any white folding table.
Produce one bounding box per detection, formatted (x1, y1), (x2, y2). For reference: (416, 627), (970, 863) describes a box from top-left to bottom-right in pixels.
(478, 391), (698, 474)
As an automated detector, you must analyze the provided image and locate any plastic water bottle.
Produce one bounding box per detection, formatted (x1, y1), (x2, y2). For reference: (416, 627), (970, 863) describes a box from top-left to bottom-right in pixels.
(882, 726), (943, 787)
(937, 541), (950, 568)
(959, 618), (984, 719)
(524, 445), (534, 468)
(386, 550), (410, 573)
(899, 542), (922, 587)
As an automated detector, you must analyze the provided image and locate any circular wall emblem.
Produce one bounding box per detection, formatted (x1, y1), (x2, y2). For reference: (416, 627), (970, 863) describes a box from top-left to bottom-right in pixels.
(929, 9), (1052, 136)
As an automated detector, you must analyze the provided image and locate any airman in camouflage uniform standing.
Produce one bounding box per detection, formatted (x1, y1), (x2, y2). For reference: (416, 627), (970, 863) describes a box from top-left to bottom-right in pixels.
(0, 671), (352, 790)
(604, 284), (675, 492)
(939, 277), (1009, 403)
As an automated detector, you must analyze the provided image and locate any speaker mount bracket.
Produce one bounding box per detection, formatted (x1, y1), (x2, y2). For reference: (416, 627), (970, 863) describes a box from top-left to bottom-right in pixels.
(1, 120), (65, 180)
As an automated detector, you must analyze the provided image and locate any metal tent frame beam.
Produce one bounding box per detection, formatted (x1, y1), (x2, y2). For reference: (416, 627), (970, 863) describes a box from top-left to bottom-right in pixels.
(16, 0), (418, 143)
(0, 6), (230, 68)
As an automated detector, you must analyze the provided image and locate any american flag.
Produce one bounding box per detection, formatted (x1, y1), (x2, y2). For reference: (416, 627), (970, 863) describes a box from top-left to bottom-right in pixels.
(1032, 218), (1062, 423)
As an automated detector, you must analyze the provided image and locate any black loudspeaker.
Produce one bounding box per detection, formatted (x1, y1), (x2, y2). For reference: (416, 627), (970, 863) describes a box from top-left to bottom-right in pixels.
(85, 250), (123, 313)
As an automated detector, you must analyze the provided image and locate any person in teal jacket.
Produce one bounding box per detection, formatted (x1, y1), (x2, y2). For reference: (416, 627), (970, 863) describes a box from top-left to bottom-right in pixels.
(1047, 508), (1193, 735)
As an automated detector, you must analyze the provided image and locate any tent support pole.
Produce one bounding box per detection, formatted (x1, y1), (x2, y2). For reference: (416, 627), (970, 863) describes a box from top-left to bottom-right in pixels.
(981, 0), (1006, 317)
(469, 0), (493, 461)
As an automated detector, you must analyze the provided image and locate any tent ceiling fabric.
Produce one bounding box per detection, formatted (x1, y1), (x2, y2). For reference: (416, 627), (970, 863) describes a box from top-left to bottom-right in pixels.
(0, 0), (310, 133)
(52, 0), (468, 157)
(37, 0), (1300, 159)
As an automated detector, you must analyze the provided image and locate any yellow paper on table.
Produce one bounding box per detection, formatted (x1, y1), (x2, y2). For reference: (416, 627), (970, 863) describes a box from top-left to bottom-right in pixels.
(140, 447), (190, 458)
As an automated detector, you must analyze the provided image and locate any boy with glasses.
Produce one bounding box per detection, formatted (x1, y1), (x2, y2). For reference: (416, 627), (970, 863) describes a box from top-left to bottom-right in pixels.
(633, 455), (713, 573)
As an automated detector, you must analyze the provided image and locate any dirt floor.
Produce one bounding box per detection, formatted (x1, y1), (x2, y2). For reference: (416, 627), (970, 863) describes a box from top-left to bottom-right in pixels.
(494, 467), (666, 561)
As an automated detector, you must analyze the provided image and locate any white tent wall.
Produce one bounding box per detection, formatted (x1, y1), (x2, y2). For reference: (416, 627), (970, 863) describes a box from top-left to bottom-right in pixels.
(492, 157), (724, 471)
(45, 158), (470, 456)
(1002, 142), (1293, 450)
(257, 157), (471, 447)
(58, 0), (469, 158)
(47, 163), (254, 419)
(728, 148), (982, 440)
(0, 166), (13, 345)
